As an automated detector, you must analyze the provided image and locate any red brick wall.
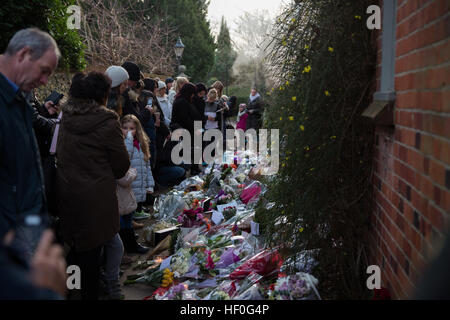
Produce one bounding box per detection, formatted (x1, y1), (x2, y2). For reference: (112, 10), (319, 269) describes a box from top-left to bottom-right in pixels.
(369, 0), (450, 299)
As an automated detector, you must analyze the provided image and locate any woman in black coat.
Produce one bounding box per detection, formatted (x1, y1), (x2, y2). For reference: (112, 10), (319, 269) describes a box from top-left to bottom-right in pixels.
(171, 83), (202, 175)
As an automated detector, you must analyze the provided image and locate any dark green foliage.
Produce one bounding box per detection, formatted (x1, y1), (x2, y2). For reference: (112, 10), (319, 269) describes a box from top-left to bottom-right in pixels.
(0, 0), (86, 70)
(148, 0), (215, 82)
(256, 0), (376, 299)
(209, 17), (237, 89)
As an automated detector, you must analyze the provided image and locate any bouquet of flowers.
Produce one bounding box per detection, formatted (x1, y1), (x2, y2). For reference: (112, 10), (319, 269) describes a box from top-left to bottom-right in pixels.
(222, 206), (237, 221)
(269, 272), (319, 300)
(209, 290), (230, 300)
(171, 249), (191, 277)
(155, 283), (186, 300)
(221, 164), (233, 180)
(177, 207), (206, 228)
(161, 268), (174, 288)
(124, 267), (164, 287)
(215, 190), (233, 205)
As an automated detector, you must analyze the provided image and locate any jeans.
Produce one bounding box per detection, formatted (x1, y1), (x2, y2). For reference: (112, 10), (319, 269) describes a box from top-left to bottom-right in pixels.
(156, 166), (186, 187)
(120, 212), (134, 230)
(102, 233), (123, 282)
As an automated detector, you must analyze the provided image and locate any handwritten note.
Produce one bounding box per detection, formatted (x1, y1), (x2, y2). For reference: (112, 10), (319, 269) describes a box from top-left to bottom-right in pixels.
(211, 210), (224, 225)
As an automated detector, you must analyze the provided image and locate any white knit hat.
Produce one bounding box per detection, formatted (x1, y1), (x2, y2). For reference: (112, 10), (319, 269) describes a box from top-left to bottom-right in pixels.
(105, 66), (129, 88)
(157, 80), (167, 90)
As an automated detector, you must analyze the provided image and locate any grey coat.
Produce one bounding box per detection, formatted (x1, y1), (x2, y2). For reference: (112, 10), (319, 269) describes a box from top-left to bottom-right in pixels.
(124, 133), (155, 203)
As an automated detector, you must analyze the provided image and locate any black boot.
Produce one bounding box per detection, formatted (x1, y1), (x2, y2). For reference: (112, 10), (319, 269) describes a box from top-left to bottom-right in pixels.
(119, 229), (149, 254)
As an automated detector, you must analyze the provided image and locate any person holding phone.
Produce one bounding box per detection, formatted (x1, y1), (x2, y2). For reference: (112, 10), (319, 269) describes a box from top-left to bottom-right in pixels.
(105, 65), (129, 117)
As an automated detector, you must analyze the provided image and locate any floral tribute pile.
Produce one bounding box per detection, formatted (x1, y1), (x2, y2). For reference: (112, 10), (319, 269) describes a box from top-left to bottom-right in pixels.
(126, 151), (320, 300)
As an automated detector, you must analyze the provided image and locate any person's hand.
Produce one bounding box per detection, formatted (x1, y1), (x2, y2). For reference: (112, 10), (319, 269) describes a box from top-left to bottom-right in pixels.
(30, 230), (67, 297)
(44, 101), (58, 115)
(146, 106), (155, 114)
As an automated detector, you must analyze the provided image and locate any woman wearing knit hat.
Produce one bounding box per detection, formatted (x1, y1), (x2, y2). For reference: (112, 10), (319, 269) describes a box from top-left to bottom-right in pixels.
(105, 66), (129, 117)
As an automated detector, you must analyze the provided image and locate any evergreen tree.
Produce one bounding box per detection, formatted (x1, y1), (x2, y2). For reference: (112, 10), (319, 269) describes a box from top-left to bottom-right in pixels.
(148, 0), (216, 82)
(0, 0), (86, 70)
(209, 16), (237, 92)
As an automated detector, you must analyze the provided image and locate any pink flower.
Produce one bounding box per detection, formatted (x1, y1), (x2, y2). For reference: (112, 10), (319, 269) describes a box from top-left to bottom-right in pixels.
(205, 250), (215, 270)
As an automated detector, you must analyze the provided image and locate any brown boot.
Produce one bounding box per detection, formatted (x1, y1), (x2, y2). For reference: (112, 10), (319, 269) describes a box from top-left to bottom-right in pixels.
(133, 220), (144, 230)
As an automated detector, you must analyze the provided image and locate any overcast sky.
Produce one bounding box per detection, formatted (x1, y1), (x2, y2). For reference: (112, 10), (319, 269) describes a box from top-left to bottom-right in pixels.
(207, 0), (287, 36)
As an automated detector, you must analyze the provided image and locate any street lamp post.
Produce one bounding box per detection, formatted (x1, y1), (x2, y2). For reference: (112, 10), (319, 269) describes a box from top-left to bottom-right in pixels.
(174, 37), (185, 77)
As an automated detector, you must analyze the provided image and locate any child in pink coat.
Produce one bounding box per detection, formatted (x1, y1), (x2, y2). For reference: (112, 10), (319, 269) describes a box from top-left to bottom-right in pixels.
(236, 103), (249, 131)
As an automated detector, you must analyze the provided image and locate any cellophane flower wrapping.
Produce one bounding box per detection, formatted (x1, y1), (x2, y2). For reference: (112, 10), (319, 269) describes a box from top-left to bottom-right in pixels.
(269, 272), (319, 300)
(229, 249), (283, 280)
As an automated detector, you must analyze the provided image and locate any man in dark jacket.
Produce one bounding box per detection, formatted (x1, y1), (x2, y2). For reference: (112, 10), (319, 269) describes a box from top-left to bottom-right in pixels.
(246, 88), (264, 130)
(0, 28), (60, 261)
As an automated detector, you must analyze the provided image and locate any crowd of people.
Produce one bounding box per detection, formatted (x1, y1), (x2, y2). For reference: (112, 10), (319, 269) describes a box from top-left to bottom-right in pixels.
(0, 28), (264, 300)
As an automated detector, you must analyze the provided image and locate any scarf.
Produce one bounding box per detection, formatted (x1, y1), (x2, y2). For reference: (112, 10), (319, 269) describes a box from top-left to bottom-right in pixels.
(133, 138), (140, 151)
(249, 92), (261, 102)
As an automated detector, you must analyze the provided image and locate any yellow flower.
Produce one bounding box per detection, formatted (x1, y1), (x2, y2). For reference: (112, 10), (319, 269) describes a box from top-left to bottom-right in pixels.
(299, 227), (304, 233)
(292, 96), (297, 102)
(289, 116), (294, 121)
(305, 45), (309, 49)
(304, 146), (310, 151)
(289, 35), (294, 40)
(282, 163), (286, 167)
(279, 86), (285, 91)
(291, 18), (296, 23)
(286, 81), (290, 86)
(330, 136), (337, 140)
(300, 125), (305, 131)
(280, 117), (283, 121)
(282, 41), (287, 46)
(310, 168), (315, 171)
(328, 47), (334, 52)
(325, 90), (331, 96)
(302, 65), (311, 73)
(355, 15), (362, 20)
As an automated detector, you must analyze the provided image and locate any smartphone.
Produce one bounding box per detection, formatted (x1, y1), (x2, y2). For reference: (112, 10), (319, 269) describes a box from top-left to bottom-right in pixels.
(147, 98), (153, 107)
(45, 91), (64, 105)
